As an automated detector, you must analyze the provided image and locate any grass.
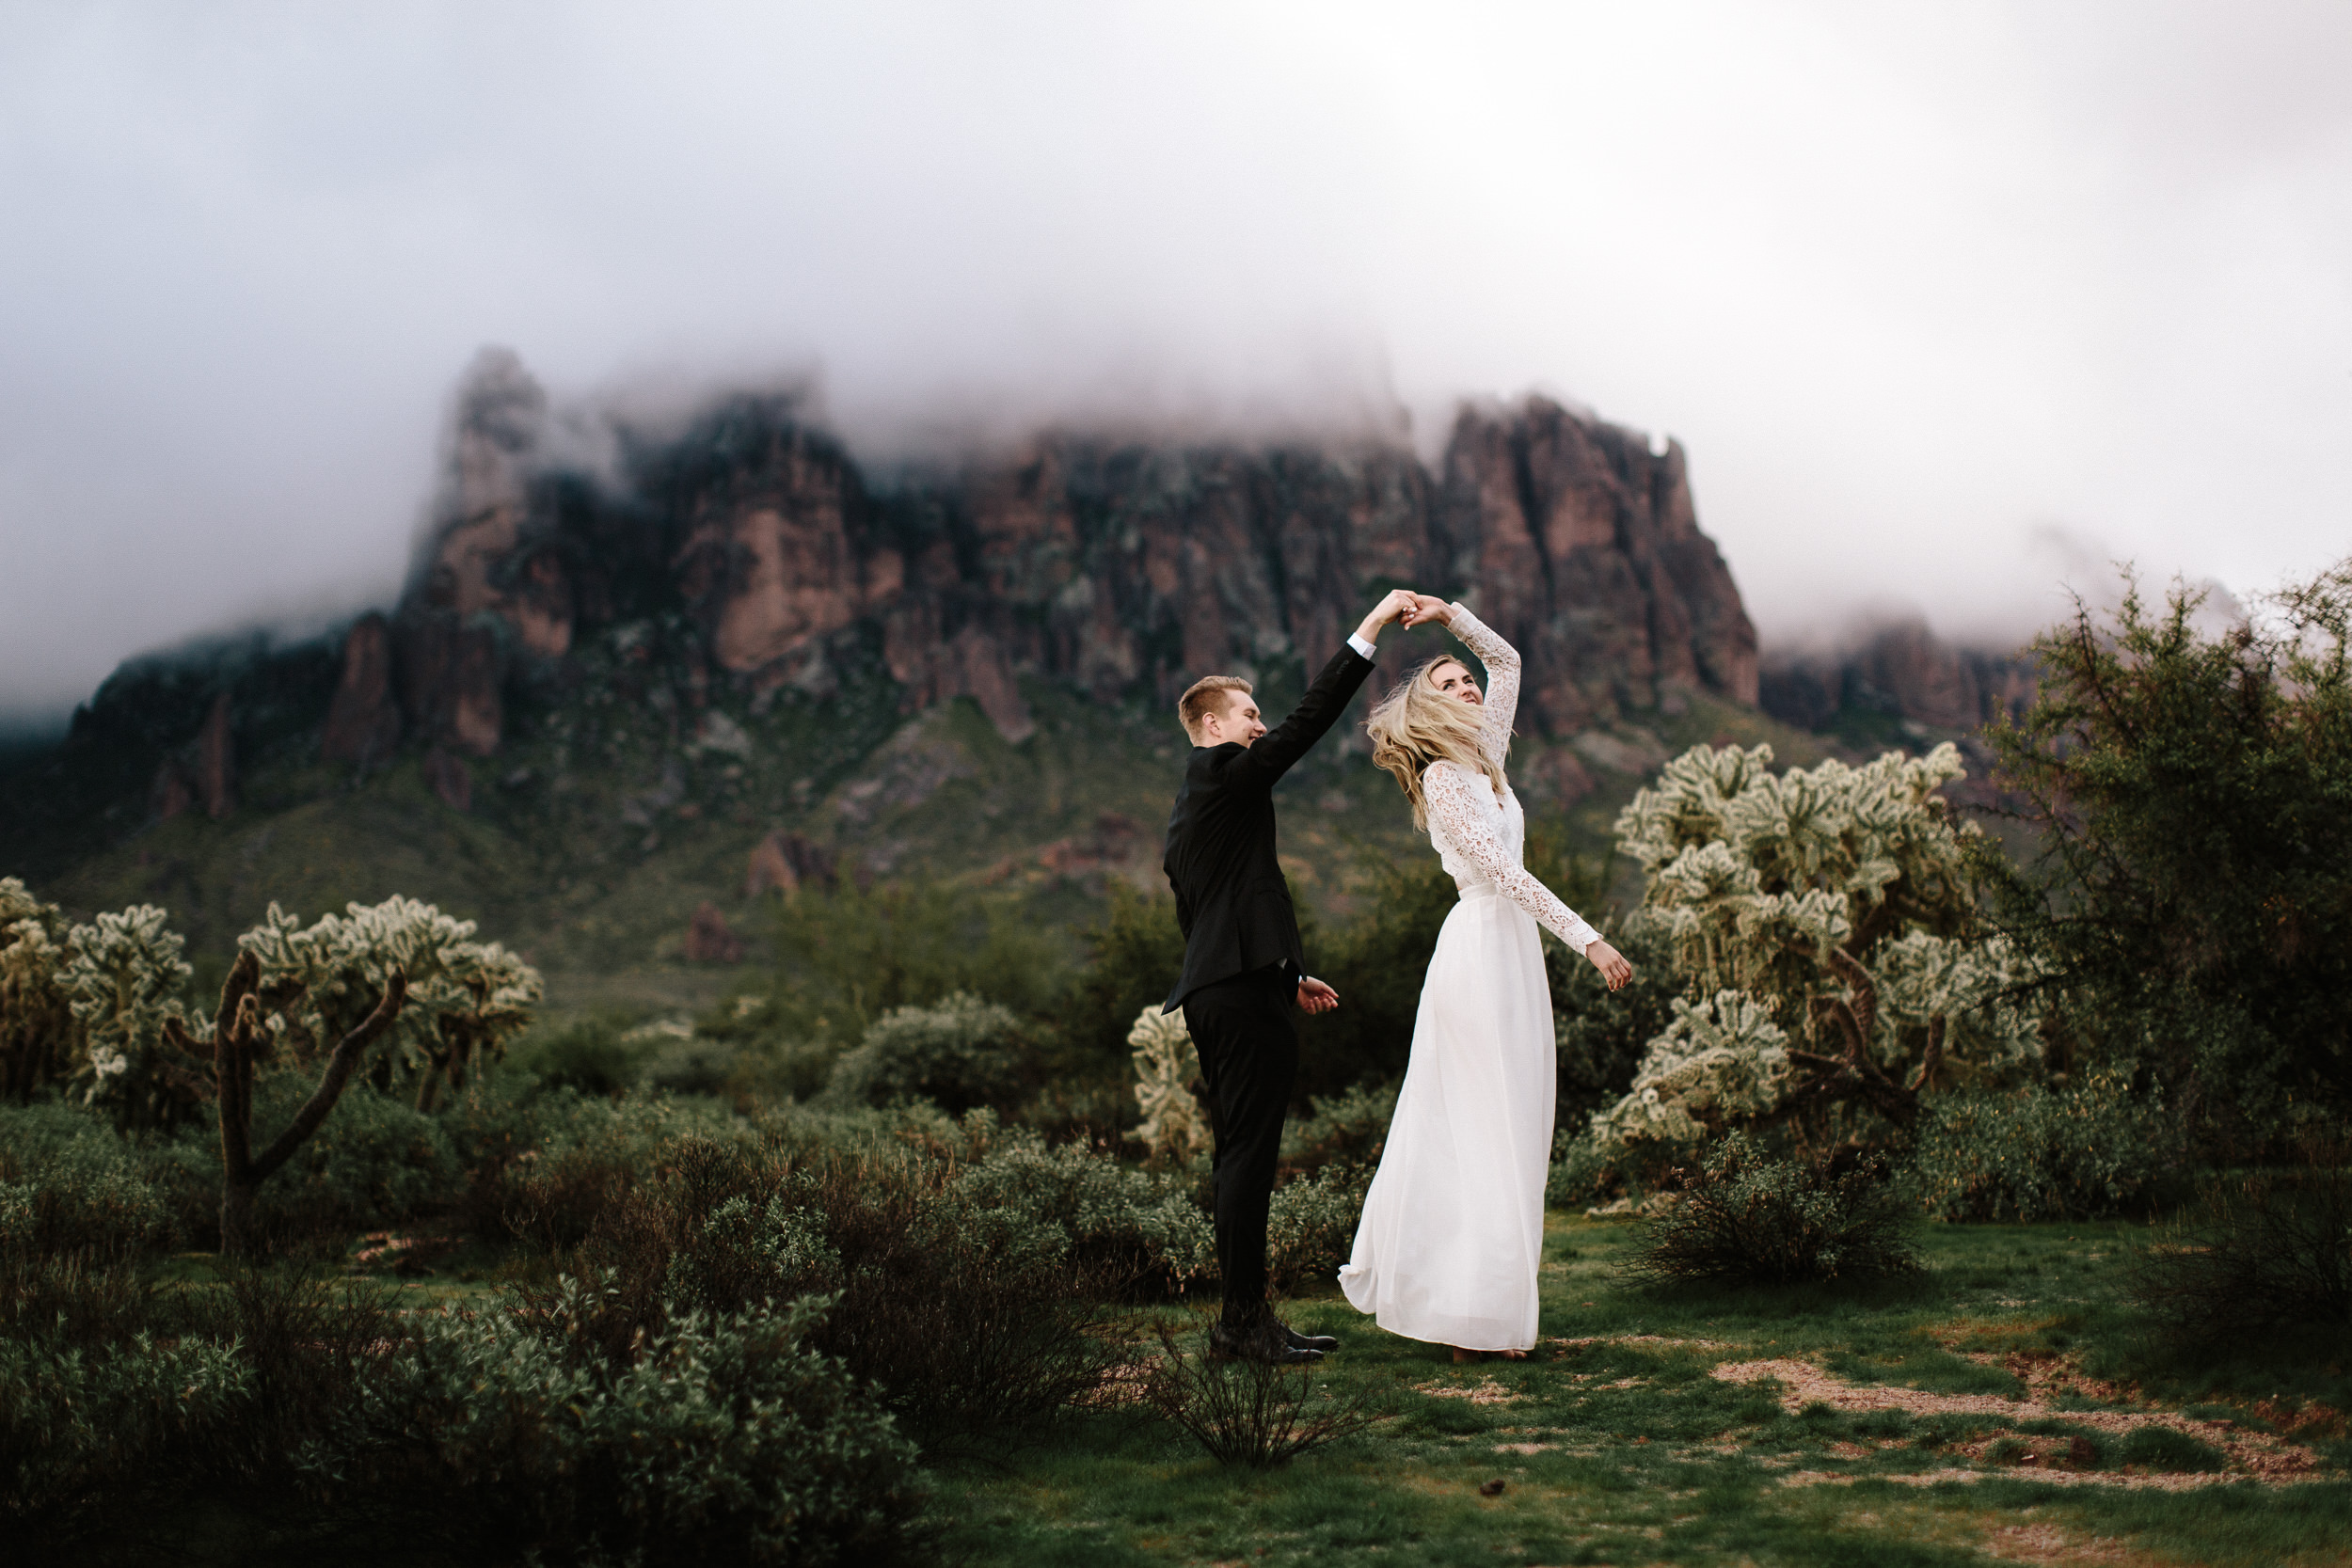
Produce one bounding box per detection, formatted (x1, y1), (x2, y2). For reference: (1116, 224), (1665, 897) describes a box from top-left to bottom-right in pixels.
(931, 1216), (2352, 1567)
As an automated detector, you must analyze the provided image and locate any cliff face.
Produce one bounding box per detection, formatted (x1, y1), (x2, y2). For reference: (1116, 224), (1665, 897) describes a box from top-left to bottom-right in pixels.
(1758, 618), (2037, 736)
(383, 352), (1758, 757)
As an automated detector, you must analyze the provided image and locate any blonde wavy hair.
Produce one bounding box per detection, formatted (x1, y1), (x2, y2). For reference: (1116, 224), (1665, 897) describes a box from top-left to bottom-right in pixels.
(1365, 657), (1508, 831)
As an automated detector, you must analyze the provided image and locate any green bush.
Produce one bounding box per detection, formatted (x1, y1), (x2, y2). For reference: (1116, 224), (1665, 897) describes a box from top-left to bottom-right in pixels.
(825, 992), (1031, 1115)
(1265, 1164), (1370, 1293)
(1623, 1134), (1920, 1286)
(504, 1013), (661, 1098)
(2127, 1165), (2352, 1346)
(459, 1086), (748, 1249)
(1907, 1077), (2183, 1222)
(0, 1327), (251, 1522)
(950, 1123), (1215, 1289)
(1054, 884), (1185, 1061)
(0, 1101), (181, 1259)
(1545, 1128), (1682, 1211)
(567, 1127), (1138, 1448)
(1279, 1081), (1397, 1177)
(238, 1075), (459, 1239)
(315, 1279), (931, 1566)
(1973, 562), (2352, 1125)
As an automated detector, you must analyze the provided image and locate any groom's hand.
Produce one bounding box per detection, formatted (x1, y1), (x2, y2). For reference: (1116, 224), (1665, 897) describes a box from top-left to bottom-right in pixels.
(1295, 976), (1340, 1014)
(1352, 590), (1417, 646)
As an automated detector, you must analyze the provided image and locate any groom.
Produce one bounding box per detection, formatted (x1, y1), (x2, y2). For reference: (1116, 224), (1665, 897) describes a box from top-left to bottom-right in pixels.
(1163, 587), (1416, 1365)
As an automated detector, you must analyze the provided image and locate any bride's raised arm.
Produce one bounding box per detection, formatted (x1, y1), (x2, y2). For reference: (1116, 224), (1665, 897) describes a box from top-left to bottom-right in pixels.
(1441, 604), (1518, 767)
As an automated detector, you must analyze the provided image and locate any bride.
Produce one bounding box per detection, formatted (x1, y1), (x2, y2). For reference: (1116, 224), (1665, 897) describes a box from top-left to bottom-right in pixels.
(1338, 594), (1633, 1362)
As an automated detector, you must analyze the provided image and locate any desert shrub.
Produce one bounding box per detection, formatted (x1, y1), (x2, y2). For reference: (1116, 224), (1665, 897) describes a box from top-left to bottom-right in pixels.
(455, 1085), (745, 1249)
(1906, 1076), (2185, 1222)
(567, 1129), (1137, 1448)
(1546, 1128), (1683, 1210)
(2127, 1165), (2352, 1347)
(0, 1325), (252, 1524)
(0, 1101), (180, 1259)
(1144, 1315), (1375, 1466)
(1623, 1134), (1920, 1286)
(1265, 1164), (1371, 1292)
(0, 1257), (406, 1534)
(1056, 884), (1186, 1060)
(505, 1013), (661, 1098)
(172, 1259), (410, 1480)
(642, 1034), (748, 1098)
(1280, 1081), (1397, 1177)
(950, 1125), (1216, 1290)
(313, 1279), (931, 1566)
(824, 991), (1030, 1115)
(1973, 562), (2352, 1124)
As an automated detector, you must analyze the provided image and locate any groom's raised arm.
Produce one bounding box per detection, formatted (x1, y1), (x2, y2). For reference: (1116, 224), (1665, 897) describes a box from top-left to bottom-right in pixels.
(1240, 590), (1412, 784)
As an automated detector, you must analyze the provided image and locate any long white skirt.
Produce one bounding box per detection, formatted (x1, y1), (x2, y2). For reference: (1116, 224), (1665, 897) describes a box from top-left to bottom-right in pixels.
(1338, 885), (1556, 1352)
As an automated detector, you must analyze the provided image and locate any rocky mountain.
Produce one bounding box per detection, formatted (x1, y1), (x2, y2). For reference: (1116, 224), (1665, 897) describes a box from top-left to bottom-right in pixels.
(1758, 618), (2037, 744)
(367, 350), (1756, 772)
(3, 352), (1794, 1003)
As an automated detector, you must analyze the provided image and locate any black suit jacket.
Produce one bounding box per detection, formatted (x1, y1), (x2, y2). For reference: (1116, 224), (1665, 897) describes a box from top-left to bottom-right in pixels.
(1162, 644), (1376, 1011)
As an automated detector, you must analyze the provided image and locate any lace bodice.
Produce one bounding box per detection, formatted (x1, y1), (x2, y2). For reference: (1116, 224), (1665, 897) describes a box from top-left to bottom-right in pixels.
(1423, 606), (1602, 955)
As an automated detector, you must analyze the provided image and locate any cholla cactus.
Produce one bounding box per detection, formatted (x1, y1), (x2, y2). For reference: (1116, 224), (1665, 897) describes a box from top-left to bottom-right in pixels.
(1607, 742), (2036, 1137)
(1591, 990), (1791, 1145)
(1130, 1006), (1210, 1164)
(237, 896), (542, 1110)
(61, 905), (213, 1132)
(0, 878), (75, 1102)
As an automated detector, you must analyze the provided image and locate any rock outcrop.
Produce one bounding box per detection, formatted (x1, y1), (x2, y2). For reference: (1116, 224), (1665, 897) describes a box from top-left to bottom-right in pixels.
(346, 354), (1761, 754)
(684, 901), (744, 963)
(1759, 618), (2036, 735)
(196, 694), (235, 819)
(744, 830), (837, 898)
(322, 612), (402, 767)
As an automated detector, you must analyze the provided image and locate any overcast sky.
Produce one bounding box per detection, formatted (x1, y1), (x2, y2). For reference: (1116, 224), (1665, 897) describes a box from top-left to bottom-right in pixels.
(4, 0), (2346, 721)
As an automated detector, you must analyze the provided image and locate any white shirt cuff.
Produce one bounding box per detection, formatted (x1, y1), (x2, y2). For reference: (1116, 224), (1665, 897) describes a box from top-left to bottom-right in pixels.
(1346, 632), (1376, 660)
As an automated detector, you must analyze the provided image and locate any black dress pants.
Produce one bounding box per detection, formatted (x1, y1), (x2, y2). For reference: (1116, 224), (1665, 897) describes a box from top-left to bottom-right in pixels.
(1182, 965), (1297, 1325)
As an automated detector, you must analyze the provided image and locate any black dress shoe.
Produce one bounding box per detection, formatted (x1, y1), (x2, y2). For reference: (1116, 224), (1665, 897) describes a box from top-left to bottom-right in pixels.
(1210, 1315), (1326, 1366)
(1280, 1320), (1339, 1353)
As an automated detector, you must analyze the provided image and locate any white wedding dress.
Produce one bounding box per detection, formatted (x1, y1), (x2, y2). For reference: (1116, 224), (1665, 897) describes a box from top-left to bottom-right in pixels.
(1337, 607), (1601, 1353)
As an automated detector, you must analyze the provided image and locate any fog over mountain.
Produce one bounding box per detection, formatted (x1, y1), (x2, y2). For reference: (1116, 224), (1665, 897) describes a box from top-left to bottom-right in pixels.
(4, 1), (2348, 728)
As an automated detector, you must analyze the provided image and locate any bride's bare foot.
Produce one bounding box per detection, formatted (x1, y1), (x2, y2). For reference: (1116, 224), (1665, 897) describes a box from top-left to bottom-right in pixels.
(1451, 1347), (1530, 1363)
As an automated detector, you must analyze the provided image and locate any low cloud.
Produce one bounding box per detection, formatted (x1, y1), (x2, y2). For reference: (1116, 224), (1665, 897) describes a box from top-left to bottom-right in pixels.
(3, 1), (2346, 718)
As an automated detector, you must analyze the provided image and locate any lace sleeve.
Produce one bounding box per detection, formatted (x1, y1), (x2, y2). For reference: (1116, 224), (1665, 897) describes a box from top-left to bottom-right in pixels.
(1424, 763), (1602, 954)
(1443, 605), (1518, 768)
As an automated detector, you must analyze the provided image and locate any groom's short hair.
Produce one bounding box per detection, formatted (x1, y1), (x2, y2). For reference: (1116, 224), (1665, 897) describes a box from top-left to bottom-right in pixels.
(1179, 675), (1253, 743)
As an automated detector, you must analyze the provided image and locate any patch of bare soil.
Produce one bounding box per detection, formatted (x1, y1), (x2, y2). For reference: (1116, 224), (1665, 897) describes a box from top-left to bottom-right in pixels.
(1978, 1520), (2174, 1565)
(1711, 1357), (2325, 1489)
(1548, 1333), (1733, 1353)
(1414, 1376), (1523, 1404)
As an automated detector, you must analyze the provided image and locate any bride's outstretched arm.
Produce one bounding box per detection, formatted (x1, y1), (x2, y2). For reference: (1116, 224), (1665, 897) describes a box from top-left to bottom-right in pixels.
(1423, 763), (1599, 953)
